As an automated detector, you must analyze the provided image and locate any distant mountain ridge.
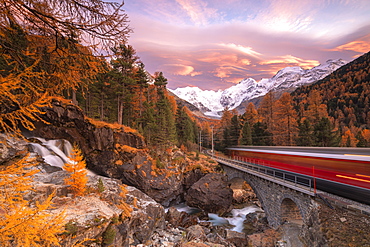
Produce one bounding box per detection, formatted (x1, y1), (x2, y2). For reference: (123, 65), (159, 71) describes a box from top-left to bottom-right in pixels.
(170, 59), (347, 117)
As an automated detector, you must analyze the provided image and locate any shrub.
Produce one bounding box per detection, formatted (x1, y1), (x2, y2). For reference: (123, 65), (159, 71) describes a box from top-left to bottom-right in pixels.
(102, 225), (116, 246)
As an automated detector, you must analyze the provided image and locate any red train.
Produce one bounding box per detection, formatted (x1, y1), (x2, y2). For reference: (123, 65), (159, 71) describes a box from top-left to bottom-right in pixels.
(227, 146), (370, 191)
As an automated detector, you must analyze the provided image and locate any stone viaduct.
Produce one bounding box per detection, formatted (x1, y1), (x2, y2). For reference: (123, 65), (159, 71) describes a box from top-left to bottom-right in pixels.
(215, 156), (318, 228)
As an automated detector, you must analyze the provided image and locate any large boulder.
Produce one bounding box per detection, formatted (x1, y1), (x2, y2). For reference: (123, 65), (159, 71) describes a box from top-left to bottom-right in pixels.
(116, 150), (185, 207)
(183, 168), (208, 191)
(185, 173), (233, 215)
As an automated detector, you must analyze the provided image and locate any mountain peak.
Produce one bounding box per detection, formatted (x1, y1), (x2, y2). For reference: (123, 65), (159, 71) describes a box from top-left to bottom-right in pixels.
(171, 59), (347, 117)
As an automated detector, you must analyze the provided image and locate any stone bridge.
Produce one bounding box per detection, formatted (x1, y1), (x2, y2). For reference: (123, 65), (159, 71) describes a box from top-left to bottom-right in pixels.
(216, 156), (319, 228)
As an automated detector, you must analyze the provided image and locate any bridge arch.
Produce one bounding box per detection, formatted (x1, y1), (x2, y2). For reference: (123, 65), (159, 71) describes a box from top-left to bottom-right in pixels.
(280, 197), (304, 225)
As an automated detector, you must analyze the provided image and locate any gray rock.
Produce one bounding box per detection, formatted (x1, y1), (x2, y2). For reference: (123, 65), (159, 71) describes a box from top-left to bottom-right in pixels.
(225, 230), (249, 247)
(0, 133), (28, 164)
(29, 168), (165, 247)
(29, 99), (185, 206)
(186, 225), (207, 241)
(185, 173), (233, 215)
(165, 207), (199, 228)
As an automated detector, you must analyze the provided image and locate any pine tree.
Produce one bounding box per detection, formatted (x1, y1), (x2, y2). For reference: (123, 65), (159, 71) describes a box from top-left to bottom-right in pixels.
(176, 106), (196, 145)
(134, 62), (150, 127)
(154, 92), (177, 146)
(313, 117), (340, 147)
(296, 119), (314, 146)
(150, 72), (177, 146)
(63, 145), (88, 197)
(110, 44), (140, 126)
(141, 101), (156, 146)
(229, 115), (241, 146)
(240, 121), (253, 145)
(252, 122), (273, 146)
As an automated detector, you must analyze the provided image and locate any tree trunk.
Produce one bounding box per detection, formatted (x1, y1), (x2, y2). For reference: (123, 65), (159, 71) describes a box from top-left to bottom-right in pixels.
(100, 94), (104, 121)
(117, 95), (123, 125)
(72, 90), (78, 105)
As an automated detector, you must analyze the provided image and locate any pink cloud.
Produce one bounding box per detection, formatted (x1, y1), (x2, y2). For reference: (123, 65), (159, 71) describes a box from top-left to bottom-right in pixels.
(259, 55), (320, 69)
(162, 64), (203, 76)
(125, 2), (370, 90)
(219, 43), (262, 58)
(330, 34), (370, 54)
(175, 0), (219, 26)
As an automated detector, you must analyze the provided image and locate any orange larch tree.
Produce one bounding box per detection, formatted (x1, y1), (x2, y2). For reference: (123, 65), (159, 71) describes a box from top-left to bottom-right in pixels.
(0, 155), (65, 247)
(63, 145), (88, 197)
(304, 90), (329, 125)
(258, 91), (276, 135)
(0, 0), (131, 134)
(274, 93), (298, 146)
(243, 102), (259, 126)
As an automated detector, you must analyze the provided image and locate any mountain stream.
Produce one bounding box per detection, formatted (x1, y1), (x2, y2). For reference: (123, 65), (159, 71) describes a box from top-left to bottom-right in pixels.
(169, 203), (262, 233)
(29, 138), (95, 175)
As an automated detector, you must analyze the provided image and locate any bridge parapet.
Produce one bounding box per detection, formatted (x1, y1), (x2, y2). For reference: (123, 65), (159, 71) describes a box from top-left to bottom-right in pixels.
(213, 155), (315, 196)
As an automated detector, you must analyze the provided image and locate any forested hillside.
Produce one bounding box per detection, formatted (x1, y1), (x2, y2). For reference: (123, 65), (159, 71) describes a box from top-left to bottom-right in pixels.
(292, 51), (370, 146)
(214, 51), (370, 148)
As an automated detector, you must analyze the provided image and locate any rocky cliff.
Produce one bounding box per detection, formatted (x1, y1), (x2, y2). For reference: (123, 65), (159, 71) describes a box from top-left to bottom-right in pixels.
(27, 98), (186, 206)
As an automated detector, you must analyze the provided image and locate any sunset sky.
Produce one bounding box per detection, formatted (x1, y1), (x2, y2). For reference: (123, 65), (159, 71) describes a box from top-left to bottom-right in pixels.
(124, 0), (370, 90)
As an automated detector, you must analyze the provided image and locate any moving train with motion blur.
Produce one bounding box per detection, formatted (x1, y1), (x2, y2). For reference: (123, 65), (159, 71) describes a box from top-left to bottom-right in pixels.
(226, 146), (370, 205)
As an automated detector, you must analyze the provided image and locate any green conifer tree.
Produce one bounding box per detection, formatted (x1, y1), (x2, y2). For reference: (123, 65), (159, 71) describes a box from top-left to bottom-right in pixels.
(229, 115), (241, 146)
(296, 119), (314, 146)
(313, 117), (340, 146)
(252, 122), (273, 146)
(176, 106), (195, 145)
(152, 72), (177, 146)
(240, 121), (253, 145)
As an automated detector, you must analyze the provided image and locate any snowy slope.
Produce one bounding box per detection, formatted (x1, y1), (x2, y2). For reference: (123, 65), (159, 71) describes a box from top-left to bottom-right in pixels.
(170, 86), (223, 113)
(170, 59), (346, 117)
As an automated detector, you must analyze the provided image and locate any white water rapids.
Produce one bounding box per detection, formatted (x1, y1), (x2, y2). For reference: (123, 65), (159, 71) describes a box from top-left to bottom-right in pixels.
(29, 138), (95, 175)
(170, 203), (262, 233)
(29, 138), (73, 168)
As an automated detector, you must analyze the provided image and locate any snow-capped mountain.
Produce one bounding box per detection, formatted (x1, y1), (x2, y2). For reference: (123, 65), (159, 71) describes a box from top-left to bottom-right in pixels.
(170, 59), (346, 117)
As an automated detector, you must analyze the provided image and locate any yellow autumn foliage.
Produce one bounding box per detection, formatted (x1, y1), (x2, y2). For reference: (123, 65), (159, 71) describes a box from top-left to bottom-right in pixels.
(0, 155), (65, 247)
(63, 145), (88, 197)
(0, 0), (130, 135)
(118, 185), (133, 219)
(86, 117), (142, 137)
(115, 143), (139, 154)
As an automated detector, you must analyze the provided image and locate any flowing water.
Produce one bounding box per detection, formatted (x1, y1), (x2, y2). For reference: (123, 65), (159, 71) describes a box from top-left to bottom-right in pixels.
(29, 138), (95, 175)
(169, 203), (262, 233)
(29, 138), (73, 168)
(209, 205), (261, 233)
